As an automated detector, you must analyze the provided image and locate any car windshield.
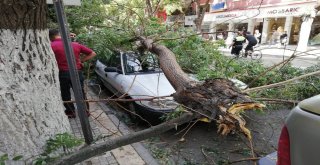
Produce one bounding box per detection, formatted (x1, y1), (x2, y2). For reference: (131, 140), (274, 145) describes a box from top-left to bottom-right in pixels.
(124, 52), (161, 74)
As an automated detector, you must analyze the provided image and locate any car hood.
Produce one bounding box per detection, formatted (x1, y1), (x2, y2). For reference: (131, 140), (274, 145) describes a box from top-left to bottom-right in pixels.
(299, 94), (320, 115)
(122, 73), (176, 98)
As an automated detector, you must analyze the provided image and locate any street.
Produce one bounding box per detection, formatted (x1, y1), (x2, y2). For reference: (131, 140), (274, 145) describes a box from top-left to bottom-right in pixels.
(220, 46), (320, 68)
(260, 55), (319, 68)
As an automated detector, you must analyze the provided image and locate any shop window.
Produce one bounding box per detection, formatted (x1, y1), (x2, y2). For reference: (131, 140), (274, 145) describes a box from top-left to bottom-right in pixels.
(266, 18), (286, 45)
(289, 17), (301, 45)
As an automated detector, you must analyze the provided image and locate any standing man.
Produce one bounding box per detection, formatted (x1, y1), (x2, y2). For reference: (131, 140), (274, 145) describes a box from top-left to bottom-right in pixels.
(280, 31), (288, 46)
(49, 29), (96, 118)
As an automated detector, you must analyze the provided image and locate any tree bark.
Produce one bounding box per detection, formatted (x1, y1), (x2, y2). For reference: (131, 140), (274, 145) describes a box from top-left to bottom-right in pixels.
(142, 39), (196, 92)
(0, 0), (70, 158)
(145, 0), (153, 18)
(194, 0), (210, 32)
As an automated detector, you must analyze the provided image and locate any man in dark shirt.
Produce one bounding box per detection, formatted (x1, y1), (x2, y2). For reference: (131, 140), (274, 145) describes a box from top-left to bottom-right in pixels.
(244, 32), (258, 57)
(280, 31), (288, 46)
(49, 29), (96, 118)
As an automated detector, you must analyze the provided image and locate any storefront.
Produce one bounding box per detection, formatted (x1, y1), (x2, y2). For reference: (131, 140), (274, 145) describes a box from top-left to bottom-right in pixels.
(202, 1), (317, 48)
(203, 11), (250, 40)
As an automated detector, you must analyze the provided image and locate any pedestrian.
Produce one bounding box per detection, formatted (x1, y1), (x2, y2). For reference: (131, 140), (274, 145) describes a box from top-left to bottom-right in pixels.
(271, 29), (280, 45)
(230, 32), (246, 57)
(280, 31), (288, 46)
(49, 29), (96, 118)
(254, 29), (261, 44)
(244, 32), (258, 57)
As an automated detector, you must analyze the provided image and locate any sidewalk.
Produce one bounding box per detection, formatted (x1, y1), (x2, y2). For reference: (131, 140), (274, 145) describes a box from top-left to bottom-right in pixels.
(69, 88), (158, 165)
(219, 44), (320, 59)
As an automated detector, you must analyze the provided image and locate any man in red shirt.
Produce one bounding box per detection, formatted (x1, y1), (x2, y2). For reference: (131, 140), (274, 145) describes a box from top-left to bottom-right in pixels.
(49, 29), (96, 118)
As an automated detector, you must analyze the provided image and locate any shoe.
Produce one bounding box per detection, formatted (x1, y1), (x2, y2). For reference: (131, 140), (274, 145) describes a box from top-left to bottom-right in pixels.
(65, 110), (76, 118)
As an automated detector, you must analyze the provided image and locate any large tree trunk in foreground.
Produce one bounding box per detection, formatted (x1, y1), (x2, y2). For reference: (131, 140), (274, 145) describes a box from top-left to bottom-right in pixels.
(0, 0), (70, 158)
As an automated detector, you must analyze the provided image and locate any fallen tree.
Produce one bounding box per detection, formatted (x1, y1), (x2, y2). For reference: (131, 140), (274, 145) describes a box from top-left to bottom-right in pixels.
(53, 37), (264, 164)
(140, 37), (264, 138)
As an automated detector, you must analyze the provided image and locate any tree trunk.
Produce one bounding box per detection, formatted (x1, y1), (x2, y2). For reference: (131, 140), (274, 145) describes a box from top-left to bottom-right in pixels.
(145, 0), (153, 18)
(141, 38), (263, 139)
(142, 39), (196, 92)
(194, 0), (210, 32)
(0, 0), (70, 158)
(53, 113), (195, 165)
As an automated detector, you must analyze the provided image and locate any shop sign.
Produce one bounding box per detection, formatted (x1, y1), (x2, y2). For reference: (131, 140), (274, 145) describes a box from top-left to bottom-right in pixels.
(47, 0), (81, 6)
(216, 13), (237, 19)
(185, 15), (198, 26)
(266, 7), (299, 15)
(257, 3), (315, 18)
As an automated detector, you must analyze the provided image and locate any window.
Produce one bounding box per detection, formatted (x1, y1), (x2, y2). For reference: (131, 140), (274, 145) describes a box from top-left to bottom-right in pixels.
(123, 52), (161, 74)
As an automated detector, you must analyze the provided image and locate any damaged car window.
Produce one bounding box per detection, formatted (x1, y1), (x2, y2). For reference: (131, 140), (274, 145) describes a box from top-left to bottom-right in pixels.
(124, 52), (161, 74)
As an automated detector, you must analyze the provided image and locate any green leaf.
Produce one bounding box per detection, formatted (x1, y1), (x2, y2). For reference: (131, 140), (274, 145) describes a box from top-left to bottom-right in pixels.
(12, 155), (23, 161)
(0, 154), (8, 161)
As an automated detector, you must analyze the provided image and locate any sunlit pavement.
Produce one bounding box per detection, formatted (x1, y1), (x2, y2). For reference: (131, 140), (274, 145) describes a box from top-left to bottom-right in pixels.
(219, 44), (320, 59)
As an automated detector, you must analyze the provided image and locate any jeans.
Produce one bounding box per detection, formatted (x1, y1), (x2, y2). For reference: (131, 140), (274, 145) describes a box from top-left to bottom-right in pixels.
(59, 71), (89, 112)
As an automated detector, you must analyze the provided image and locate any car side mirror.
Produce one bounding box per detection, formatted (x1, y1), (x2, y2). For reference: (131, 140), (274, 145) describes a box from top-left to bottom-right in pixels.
(104, 67), (123, 74)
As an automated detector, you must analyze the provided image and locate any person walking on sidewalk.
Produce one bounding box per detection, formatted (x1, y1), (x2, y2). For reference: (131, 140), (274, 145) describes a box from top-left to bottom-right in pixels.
(230, 32), (246, 57)
(49, 29), (96, 118)
(280, 31), (288, 46)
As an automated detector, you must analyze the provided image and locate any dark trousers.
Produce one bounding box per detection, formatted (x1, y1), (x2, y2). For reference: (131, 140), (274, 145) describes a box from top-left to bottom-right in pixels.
(245, 42), (257, 52)
(231, 45), (243, 56)
(59, 71), (89, 112)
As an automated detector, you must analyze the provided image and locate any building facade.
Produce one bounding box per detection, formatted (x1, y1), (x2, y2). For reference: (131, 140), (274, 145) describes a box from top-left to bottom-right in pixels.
(201, 0), (320, 51)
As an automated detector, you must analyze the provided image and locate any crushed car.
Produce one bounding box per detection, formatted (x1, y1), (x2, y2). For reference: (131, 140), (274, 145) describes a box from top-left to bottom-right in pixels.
(95, 51), (179, 123)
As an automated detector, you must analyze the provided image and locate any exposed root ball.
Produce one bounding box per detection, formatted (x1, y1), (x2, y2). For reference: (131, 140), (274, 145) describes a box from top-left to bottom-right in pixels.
(173, 78), (265, 138)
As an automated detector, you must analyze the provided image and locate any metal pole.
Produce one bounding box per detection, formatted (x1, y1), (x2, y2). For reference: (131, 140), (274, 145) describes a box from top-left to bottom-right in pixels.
(53, 0), (93, 144)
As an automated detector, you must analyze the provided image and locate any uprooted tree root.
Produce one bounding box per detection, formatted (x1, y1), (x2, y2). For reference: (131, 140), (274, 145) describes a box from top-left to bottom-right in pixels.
(173, 78), (265, 139)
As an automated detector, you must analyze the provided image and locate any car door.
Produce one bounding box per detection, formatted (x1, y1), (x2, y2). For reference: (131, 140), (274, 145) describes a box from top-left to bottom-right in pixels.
(96, 52), (125, 94)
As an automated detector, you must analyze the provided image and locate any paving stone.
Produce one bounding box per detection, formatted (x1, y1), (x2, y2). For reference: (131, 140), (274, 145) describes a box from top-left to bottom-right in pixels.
(67, 88), (156, 165)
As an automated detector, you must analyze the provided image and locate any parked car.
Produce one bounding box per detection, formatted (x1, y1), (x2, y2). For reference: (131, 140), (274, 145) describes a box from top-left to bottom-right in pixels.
(95, 51), (179, 123)
(259, 94), (320, 165)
